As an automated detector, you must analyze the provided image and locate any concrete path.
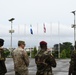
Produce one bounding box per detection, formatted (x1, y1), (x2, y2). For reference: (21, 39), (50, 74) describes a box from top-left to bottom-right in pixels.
(5, 58), (70, 75)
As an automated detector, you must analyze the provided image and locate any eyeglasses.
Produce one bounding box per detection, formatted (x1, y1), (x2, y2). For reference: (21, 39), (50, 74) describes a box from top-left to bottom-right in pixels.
(23, 44), (26, 46)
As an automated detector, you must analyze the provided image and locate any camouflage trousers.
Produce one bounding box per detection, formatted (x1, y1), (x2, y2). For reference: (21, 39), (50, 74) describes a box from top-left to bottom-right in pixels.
(72, 71), (76, 75)
(36, 71), (53, 75)
(15, 69), (28, 75)
(0, 73), (5, 75)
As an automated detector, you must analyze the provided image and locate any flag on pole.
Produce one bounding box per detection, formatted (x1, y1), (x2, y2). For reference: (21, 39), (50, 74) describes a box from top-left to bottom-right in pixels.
(30, 25), (33, 34)
(43, 23), (46, 33)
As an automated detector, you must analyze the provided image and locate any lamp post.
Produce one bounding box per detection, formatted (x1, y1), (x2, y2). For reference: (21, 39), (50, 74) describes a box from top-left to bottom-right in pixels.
(9, 18), (15, 49)
(71, 11), (76, 50)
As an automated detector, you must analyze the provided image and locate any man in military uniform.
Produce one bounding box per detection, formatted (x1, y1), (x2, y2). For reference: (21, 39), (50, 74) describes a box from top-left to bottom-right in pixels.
(0, 38), (7, 75)
(68, 45), (76, 75)
(35, 41), (56, 75)
(12, 40), (29, 75)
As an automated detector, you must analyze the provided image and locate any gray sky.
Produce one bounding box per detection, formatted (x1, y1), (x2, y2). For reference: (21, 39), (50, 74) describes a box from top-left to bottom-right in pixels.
(0, 0), (76, 48)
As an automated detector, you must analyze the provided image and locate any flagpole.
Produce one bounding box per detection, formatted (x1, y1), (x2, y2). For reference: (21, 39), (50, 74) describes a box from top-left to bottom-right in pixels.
(50, 22), (52, 38)
(30, 47), (31, 58)
(30, 24), (33, 58)
(37, 23), (39, 53)
(58, 22), (60, 58)
(37, 23), (38, 34)
(50, 22), (52, 54)
(18, 24), (20, 35)
(43, 23), (46, 33)
(30, 24), (33, 35)
(24, 24), (26, 35)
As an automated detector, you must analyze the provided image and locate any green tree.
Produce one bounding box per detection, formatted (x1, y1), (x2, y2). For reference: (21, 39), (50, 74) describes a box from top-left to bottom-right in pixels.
(62, 42), (73, 58)
(52, 50), (58, 58)
(27, 51), (30, 56)
(33, 46), (37, 55)
(4, 49), (10, 57)
(31, 47), (37, 58)
(60, 49), (66, 58)
(53, 42), (73, 58)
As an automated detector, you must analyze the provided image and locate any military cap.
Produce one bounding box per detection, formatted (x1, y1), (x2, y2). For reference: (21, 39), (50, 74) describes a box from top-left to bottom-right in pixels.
(40, 41), (47, 45)
(18, 40), (25, 46)
(0, 38), (4, 47)
(0, 38), (4, 43)
(18, 40), (25, 45)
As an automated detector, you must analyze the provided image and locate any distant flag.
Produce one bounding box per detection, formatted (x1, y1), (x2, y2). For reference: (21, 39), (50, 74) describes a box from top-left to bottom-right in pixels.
(43, 23), (46, 33)
(30, 25), (33, 34)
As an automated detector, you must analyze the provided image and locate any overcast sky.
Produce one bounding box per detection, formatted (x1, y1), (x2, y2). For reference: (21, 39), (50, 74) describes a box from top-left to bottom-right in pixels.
(0, 0), (76, 48)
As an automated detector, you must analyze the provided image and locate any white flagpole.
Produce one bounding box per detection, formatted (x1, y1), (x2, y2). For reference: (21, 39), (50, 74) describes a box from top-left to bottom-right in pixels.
(30, 47), (31, 58)
(50, 22), (52, 39)
(18, 24), (20, 35)
(37, 23), (38, 34)
(24, 24), (26, 35)
(37, 23), (39, 53)
(58, 22), (60, 58)
(50, 22), (52, 54)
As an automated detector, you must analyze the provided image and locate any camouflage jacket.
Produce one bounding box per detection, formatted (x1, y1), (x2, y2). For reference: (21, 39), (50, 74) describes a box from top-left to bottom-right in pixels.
(0, 47), (7, 74)
(69, 50), (76, 75)
(0, 48), (5, 61)
(12, 47), (29, 72)
(35, 49), (56, 74)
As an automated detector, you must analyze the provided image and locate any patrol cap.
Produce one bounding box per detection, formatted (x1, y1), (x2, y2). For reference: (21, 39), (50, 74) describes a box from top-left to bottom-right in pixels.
(18, 40), (25, 46)
(40, 41), (47, 45)
(0, 38), (4, 43)
(0, 38), (4, 47)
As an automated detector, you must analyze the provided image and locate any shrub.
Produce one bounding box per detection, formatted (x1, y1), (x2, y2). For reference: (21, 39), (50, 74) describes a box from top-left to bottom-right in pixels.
(4, 50), (10, 57)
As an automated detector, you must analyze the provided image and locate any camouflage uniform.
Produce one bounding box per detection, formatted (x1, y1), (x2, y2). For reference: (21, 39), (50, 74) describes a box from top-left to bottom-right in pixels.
(69, 50), (76, 75)
(0, 38), (7, 75)
(12, 47), (29, 75)
(35, 49), (56, 75)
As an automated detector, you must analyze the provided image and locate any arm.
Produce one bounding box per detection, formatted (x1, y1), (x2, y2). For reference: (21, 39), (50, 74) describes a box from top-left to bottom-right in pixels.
(0, 49), (6, 61)
(68, 51), (75, 75)
(68, 61), (74, 75)
(45, 51), (56, 67)
(49, 55), (57, 68)
(68, 65), (72, 75)
(22, 50), (29, 67)
(35, 53), (56, 67)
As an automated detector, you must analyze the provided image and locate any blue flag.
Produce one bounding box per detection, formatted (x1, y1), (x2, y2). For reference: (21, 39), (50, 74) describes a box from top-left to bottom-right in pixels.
(30, 25), (33, 34)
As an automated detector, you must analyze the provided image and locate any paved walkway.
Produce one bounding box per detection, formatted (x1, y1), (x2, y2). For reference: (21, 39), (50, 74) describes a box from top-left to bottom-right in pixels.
(5, 58), (70, 75)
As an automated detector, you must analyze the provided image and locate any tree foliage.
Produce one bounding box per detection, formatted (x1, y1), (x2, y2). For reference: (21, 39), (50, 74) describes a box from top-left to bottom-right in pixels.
(4, 49), (10, 57)
(60, 49), (66, 58)
(31, 46), (37, 58)
(53, 42), (73, 58)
